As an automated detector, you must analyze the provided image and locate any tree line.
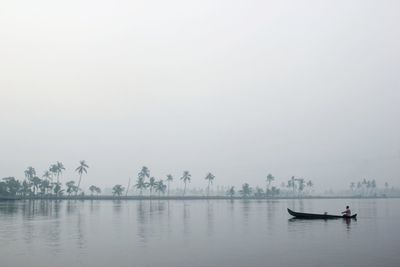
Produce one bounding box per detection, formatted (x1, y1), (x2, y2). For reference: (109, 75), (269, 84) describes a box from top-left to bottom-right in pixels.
(1, 163), (317, 198)
(0, 161), (89, 197)
(349, 179), (390, 196)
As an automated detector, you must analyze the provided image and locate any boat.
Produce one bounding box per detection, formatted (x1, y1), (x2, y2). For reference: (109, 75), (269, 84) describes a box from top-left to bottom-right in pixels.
(287, 208), (357, 219)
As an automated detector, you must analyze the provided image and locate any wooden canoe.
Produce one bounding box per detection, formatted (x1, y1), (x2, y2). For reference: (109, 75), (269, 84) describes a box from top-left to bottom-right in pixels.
(287, 208), (357, 219)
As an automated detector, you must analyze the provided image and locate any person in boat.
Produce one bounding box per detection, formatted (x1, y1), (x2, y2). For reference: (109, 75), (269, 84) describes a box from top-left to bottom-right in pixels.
(341, 206), (351, 216)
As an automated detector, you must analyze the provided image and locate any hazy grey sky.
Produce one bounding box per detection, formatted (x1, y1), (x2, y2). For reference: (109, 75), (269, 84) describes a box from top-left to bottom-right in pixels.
(1, 0), (399, 191)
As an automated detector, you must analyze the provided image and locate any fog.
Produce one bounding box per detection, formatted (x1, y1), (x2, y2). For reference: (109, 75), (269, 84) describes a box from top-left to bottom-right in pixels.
(1, 0), (399, 191)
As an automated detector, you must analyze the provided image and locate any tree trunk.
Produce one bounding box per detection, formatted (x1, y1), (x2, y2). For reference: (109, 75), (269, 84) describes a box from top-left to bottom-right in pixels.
(126, 178), (131, 197)
(56, 174), (60, 197)
(77, 173), (82, 196)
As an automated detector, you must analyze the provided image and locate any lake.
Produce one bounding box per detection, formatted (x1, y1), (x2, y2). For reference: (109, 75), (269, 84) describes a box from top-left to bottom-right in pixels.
(0, 198), (399, 267)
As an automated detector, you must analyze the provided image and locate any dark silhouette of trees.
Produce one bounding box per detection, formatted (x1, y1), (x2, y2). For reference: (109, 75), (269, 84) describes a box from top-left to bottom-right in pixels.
(239, 183), (252, 198)
(138, 166), (150, 180)
(254, 186), (264, 198)
(31, 176), (42, 195)
(166, 174), (173, 196)
(50, 162), (65, 196)
(227, 186), (235, 198)
(89, 185), (101, 196)
(136, 166), (150, 196)
(0, 177), (21, 196)
(180, 171), (191, 196)
(66, 181), (78, 196)
(24, 167), (36, 181)
(112, 185), (124, 197)
(155, 180), (167, 196)
(146, 177), (156, 196)
(205, 172), (215, 196)
(75, 160), (89, 195)
(266, 173), (274, 191)
(135, 176), (146, 196)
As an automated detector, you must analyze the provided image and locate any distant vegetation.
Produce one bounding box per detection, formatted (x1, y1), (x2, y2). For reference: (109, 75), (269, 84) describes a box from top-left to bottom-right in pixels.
(0, 162), (397, 199)
(349, 179), (380, 197)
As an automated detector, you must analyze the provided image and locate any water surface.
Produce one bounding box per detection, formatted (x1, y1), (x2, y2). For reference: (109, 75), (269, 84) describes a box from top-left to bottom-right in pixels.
(0, 199), (399, 267)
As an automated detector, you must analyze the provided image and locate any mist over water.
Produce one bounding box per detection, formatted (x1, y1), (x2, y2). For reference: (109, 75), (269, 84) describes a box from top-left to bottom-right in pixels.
(1, 199), (399, 267)
(1, 1), (400, 266)
(1, 0), (400, 191)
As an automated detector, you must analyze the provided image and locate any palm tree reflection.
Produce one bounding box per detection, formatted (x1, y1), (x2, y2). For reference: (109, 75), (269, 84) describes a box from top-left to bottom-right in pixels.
(136, 200), (167, 244)
(183, 201), (190, 235)
(206, 200), (214, 236)
(137, 200), (147, 243)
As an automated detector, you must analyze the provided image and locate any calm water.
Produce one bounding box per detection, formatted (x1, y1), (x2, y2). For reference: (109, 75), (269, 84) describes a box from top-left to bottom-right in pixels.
(0, 199), (399, 267)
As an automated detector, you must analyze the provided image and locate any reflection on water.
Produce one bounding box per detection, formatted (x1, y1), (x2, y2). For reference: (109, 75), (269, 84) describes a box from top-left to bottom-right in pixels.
(0, 199), (399, 267)
(183, 201), (190, 236)
(136, 200), (147, 243)
(206, 200), (214, 236)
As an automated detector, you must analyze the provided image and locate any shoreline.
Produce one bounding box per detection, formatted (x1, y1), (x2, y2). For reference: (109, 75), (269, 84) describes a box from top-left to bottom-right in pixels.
(0, 195), (398, 201)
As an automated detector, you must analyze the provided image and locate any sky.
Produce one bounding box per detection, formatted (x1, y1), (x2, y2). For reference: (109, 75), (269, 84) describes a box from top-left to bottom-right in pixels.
(0, 0), (399, 191)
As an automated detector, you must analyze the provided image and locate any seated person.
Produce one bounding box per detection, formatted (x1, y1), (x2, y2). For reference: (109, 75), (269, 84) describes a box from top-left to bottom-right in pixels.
(341, 206), (351, 216)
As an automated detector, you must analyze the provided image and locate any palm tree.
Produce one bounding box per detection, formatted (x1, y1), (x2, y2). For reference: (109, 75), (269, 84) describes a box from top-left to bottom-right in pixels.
(135, 176), (147, 196)
(42, 170), (52, 180)
(24, 167), (36, 195)
(95, 186), (101, 195)
(42, 171), (52, 194)
(227, 186), (235, 198)
(24, 167), (36, 181)
(50, 162), (65, 191)
(49, 164), (58, 179)
(49, 162), (65, 196)
(180, 171), (191, 196)
(138, 166), (150, 180)
(66, 181), (78, 196)
(39, 179), (51, 195)
(297, 178), (305, 195)
(306, 180), (313, 195)
(89, 185), (101, 196)
(166, 174), (173, 196)
(52, 182), (62, 196)
(146, 177), (156, 196)
(31, 176), (42, 196)
(239, 183), (252, 198)
(155, 180), (167, 196)
(288, 176), (296, 194)
(75, 160), (89, 195)
(205, 172), (215, 197)
(21, 180), (31, 196)
(89, 185), (97, 196)
(56, 161), (65, 183)
(362, 179), (367, 196)
(39, 179), (50, 196)
(266, 173), (275, 190)
(112, 185), (124, 197)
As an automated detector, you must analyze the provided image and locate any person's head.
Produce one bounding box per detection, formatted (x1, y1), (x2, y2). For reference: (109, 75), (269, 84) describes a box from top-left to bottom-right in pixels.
(346, 206), (349, 209)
